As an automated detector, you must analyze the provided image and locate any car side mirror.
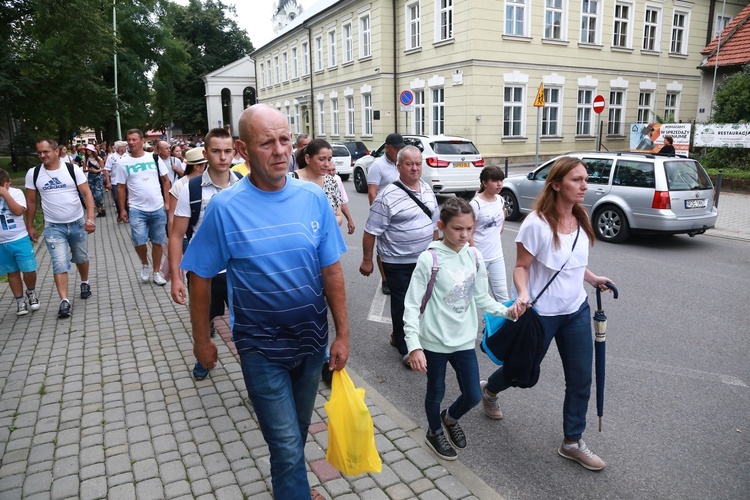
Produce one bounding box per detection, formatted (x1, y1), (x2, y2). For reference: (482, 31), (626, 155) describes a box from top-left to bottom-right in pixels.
(527, 172), (534, 180)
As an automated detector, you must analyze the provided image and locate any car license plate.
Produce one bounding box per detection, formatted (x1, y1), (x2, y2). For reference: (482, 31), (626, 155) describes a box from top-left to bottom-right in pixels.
(455, 162), (470, 168)
(684, 199), (707, 209)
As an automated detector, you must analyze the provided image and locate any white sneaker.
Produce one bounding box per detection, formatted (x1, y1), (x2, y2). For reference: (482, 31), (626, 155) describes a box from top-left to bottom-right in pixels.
(140, 267), (150, 283)
(152, 272), (167, 286)
(558, 440), (607, 471)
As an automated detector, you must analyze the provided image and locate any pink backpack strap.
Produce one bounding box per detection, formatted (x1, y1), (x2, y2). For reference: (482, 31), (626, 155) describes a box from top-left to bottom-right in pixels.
(419, 249), (439, 315)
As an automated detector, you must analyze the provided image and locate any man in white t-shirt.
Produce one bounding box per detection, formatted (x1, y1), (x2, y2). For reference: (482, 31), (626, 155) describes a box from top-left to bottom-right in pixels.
(113, 129), (172, 285)
(25, 139), (97, 319)
(169, 128), (240, 381)
(105, 140), (127, 211)
(156, 140), (184, 185)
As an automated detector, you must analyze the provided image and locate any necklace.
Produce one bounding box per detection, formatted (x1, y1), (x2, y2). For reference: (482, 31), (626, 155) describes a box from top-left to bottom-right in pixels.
(560, 215), (577, 233)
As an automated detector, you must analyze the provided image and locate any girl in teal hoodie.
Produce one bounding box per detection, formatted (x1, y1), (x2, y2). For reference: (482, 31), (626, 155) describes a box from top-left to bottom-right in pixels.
(403, 197), (522, 461)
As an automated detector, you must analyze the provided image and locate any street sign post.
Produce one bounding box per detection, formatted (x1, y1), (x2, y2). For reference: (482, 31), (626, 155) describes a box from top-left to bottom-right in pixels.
(534, 83), (545, 168)
(593, 94), (605, 151)
(400, 90), (414, 134)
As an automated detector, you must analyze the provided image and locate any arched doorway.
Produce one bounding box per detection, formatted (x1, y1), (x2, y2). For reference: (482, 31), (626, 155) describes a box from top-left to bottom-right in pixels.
(243, 87), (256, 108)
(221, 88), (232, 129)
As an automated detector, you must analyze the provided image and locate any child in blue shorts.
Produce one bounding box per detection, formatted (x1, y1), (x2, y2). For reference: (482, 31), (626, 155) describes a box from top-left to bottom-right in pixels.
(0, 169), (40, 316)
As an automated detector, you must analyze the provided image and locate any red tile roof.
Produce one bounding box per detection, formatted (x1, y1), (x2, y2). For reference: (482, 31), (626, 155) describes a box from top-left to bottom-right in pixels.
(700, 3), (750, 68)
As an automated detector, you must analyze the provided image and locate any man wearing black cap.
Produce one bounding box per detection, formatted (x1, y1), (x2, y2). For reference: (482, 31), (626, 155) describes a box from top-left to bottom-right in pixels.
(367, 132), (406, 295)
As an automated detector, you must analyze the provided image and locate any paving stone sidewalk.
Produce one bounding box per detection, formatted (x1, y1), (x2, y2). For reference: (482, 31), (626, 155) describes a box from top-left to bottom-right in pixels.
(0, 202), (497, 500)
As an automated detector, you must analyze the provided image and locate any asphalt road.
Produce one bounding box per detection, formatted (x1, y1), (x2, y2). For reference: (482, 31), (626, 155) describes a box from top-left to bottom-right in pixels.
(337, 179), (750, 500)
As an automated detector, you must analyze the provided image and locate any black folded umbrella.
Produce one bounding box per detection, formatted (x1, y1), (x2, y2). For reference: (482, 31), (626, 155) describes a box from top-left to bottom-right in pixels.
(594, 282), (619, 432)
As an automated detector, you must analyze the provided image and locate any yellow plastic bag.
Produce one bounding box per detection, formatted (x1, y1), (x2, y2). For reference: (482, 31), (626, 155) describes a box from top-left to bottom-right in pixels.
(324, 368), (382, 475)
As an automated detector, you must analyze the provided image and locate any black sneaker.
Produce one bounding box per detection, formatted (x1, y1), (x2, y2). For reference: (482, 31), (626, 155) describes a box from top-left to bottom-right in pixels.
(58, 300), (71, 319)
(16, 301), (29, 316)
(80, 283), (92, 299)
(440, 410), (467, 449)
(26, 290), (40, 310)
(425, 431), (457, 461)
(210, 322), (217, 338)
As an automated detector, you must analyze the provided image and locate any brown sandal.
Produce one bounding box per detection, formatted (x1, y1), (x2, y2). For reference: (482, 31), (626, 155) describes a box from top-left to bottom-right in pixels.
(310, 489), (325, 500)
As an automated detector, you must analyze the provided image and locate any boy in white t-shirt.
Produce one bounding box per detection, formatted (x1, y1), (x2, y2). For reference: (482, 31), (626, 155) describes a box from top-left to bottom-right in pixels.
(0, 169), (40, 316)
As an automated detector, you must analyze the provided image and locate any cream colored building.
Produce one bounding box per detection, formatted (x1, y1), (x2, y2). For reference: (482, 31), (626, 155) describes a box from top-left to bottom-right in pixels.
(253, 0), (748, 162)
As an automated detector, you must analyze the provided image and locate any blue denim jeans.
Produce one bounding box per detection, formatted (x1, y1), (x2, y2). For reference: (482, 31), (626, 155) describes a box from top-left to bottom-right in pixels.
(43, 218), (89, 274)
(239, 348), (324, 498)
(88, 172), (104, 207)
(486, 300), (593, 441)
(423, 348), (482, 434)
(129, 207), (167, 246)
(382, 262), (417, 355)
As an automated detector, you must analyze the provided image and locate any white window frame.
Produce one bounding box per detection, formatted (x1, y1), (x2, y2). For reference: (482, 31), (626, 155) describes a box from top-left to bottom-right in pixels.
(436, 0), (453, 42)
(259, 62), (265, 88)
(664, 92), (679, 121)
(642, 6), (661, 51)
(637, 91), (654, 123)
(607, 90), (626, 135)
(328, 29), (337, 68)
(343, 23), (353, 63)
(274, 56), (280, 84)
(714, 15), (731, 38)
(291, 47), (298, 79)
(505, 0), (528, 37)
(580, 0), (600, 45)
(285, 104), (291, 130)
(503, 85), (525, 137)
(430, 87), (445, 135)
(318, 99), (326, 136)
(361, 93), (373, 136)
(576, 88), (594, 136)
(301, 42), (310, 75)
(266, 59), (272, 87)
(345, 96), (355, 136)
(314, 36), (323, 71)
(414, 89), (425, 135)
(670, 11), (689, 55)
(359, 14), (371, 58)
(406, 1), (421, 50)
(282, 52), (289, 82)
(294, 104), (301, 134)
(542, 87), (561, 137)
(544, 0), (566, 41)
(330, 98), (339, 136)
(612, 2), (633, 49)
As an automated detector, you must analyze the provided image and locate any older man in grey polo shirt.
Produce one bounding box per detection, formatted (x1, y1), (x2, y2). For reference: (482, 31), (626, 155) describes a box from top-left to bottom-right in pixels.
(360, 145), (438, 367)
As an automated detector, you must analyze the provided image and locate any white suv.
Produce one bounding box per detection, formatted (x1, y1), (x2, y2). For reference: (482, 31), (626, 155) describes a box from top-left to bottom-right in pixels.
(501, 152), (718, 243)
(330, 143), (352, 181)
(352, 135), (484, 197)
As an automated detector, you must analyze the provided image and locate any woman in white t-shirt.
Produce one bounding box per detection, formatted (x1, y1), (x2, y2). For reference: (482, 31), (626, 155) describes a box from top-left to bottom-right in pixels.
(480, 156), (615, 472)
(470, 166), (509, 301)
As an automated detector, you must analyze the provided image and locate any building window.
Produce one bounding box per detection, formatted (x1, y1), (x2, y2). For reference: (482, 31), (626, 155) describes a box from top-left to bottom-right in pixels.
(318, 99), (326, 135)
(664, 92), (679, 121)
(343, 23), (353, 63)
(542, 87), (561, 136)
(642, 7), (659, 51)
(294, 104), (301, 134)
(282, 52), (288, 81)
(544, 0), (564, 40)
(360, 15), (371, 58)
(330, 98), (339, 136)
(328, 30), (337, 67)
(505, 0), (526, 36)
(301, 42), (309, 75)
(291, 47), (298, 79)
(607, 90), (625, 135)
(274, 56), (280, 84)
(637, 92), (653, 123)
(580, 0), (599, 44)
(314, 36), (323, 71)
(406, 2), (421, 50)
(503, 86), (524, 137)
(243, 87), (256, 108)
(437, 0), (453, 41)
(346, 96), (355, 136)
(266, 59), (272, 87)
(715, 15), (731, 38)
(414, 90), (425, 135)
(670, 12), (688, 54)
(362, 94), (372, 135)
(613, 2), (631, 48)
(259, 63), (265, 88)
(430, 87), (444, 135)
(285, 105), (291, 130)
(221, 88), (232, 129)
(577, 89), (594, 135)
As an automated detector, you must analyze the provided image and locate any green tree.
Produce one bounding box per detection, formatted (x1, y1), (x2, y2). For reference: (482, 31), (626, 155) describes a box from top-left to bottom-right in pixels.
(151, 0), (253, 134)
(712, 64), (750, 123)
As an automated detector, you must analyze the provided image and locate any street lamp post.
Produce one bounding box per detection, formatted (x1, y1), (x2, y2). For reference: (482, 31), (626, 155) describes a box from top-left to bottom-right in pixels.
(113, 0), (122, 140)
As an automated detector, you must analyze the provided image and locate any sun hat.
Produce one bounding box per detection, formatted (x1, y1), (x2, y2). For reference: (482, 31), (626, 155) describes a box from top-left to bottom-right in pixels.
(184, 147), (207, 165)
(85, 144), (97, 153)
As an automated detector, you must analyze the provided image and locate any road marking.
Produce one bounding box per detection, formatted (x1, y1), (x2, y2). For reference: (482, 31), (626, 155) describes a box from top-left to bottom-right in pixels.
(367, 282), (392, 324)
(613, 357), (747, 388)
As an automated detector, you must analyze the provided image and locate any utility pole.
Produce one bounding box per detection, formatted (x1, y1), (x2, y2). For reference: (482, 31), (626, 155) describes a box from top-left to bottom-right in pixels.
(113, 0), (122, 140)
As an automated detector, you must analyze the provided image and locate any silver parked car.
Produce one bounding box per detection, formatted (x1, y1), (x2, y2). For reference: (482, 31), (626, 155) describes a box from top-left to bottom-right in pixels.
(501, 152), (718, 243)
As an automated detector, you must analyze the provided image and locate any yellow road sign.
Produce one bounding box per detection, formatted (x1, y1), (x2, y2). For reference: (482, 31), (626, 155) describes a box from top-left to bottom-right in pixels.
(534, 83), (545, 107)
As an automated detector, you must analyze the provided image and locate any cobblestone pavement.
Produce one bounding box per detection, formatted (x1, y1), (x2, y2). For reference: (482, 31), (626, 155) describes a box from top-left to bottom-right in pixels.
(0, 202), (498, 499)
(711, 191), (750, 242)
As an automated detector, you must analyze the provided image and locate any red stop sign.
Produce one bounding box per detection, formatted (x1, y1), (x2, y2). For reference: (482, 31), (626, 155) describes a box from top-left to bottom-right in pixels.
(593, 94), (605, 114)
